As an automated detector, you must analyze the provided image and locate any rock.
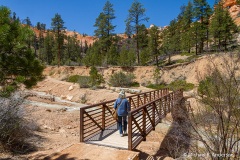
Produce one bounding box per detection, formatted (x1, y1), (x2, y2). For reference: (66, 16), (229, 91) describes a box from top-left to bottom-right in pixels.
(46, 109), (51, 112)
(43, 124), (51, 130)
(59, 128), (66, 133)
(67, 126), (72, 129)
(223, 0), (237, 8)
(60, 95), (67, 99)
(129, 89), (141, 94)
(58, 107), (67, 112)
(68, 85), (74, 91)
(66, 95), (73, 101)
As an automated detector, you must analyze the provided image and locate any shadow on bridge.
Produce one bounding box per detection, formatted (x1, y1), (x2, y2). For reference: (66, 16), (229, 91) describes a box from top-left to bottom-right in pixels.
(86, 124), (118, 142)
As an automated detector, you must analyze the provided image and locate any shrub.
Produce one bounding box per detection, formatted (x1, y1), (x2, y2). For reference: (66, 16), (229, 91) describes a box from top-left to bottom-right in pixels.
(0, 93), (31, 153)
(146, 83), (166, 90)
(109, 71), (136, 87)
(0, 85), (16, 97)
(168, 80), (194, 91)
(89, 66), (104, 87)
(78, 76), (91, 88)
(67, 75), (81, 83)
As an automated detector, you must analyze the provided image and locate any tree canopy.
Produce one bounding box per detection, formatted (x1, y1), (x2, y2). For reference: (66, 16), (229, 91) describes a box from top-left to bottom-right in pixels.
(0, 6), (44, 96)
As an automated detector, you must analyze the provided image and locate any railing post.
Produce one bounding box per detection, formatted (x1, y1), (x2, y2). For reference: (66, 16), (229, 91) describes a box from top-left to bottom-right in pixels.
(137, 95), (140, 108)
(152, 103), (156, 130)
(164, 96), (167, 116)
(149, 92), (152, 101)
(144, 93), (146, 104)
(129, 97), (132, 108)
(128, 113), (132, 150)
(154, 91), (156, 100)
(159, 98), (162, 123)
(80, 108), (84, 142)
(167, 95), (170, 113)
(102, 105), (105, 131)
(143, 108), (146, 141)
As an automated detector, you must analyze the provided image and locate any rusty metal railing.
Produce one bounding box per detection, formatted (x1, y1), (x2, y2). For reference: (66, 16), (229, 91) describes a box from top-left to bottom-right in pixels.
(79, 88), (169, 142)
(128, 89), (183, 150)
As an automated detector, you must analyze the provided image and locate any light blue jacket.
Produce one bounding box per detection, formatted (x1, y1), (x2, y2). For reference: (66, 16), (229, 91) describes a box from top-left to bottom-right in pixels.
(114, 98), (130, 116)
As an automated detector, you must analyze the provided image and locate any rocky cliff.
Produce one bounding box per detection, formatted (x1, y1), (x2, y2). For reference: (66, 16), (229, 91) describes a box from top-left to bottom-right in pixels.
(33, 28), (95, 46)
(223, 0), (240, 26)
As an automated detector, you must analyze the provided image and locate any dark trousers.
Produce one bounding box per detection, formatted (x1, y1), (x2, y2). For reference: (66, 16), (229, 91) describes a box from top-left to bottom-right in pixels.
(118, 116), (127, 134)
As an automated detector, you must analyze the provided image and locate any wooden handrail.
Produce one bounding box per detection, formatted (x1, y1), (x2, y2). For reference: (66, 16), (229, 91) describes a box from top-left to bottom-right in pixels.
(80, 88), (170, 142)
(128, 89), (183, 150)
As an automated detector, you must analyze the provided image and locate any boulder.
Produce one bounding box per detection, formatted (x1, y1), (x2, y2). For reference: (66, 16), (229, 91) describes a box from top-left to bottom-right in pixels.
(68, 85), (74, 91)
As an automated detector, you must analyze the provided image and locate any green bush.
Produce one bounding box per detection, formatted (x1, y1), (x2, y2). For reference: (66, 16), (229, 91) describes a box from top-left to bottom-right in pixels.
(78, 76), (91, 88)
(168, 80), (194, 91)
(198, 77), (213, 97)
(67, 75), (81, 83)
(109, 71), (136, 87)
(146, 83), (166, 90)
(89, 66), (104, 87)
(0, 85), (16, 97)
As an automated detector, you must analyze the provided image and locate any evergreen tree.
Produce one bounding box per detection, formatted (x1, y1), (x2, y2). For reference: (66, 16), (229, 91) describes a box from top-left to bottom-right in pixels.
(125, 0), (149, 64)
(83, 42), (102, 66)
(119, 44), (135, 66)
(23, 16), (32, 26)
(64, 32), (81, 65)
(180, 1), (194, 53)
(42, 31), (55, 64)
(139, 48), (150, 66)
(89, 66), (104, 87)
(161, 19), (180, 64)
(148, 25), (160, 66)
(209, 3), (238, 51)
(138, 24), (148, 49)
(193, 0), (212, 54)
(94, 0), (115, 56)
(51, 13), (66, 67)
(106, 44), (118, 65)
(0, 6), (44, 96)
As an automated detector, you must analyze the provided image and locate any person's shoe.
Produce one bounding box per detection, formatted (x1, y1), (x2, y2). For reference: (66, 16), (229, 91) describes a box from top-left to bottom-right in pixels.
(120, 134), (123, 137)
(123, 131), (127, 135)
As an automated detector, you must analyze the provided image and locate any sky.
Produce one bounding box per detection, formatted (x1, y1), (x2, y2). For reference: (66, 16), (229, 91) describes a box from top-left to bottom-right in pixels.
(1, 0), (215, 36)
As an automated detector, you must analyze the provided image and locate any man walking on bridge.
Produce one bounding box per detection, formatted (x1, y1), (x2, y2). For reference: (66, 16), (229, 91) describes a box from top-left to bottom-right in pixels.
(114, 90), (130, 137)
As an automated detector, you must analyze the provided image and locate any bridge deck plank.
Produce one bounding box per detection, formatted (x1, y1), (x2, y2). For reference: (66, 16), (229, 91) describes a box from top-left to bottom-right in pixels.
(86, 124), (128, 149)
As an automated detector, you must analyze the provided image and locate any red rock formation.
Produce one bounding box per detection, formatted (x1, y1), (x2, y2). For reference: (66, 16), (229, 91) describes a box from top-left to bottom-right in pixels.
(32, 27), (95, 46)
(223, 0), (237, 8)
(222, 0), (240, 26)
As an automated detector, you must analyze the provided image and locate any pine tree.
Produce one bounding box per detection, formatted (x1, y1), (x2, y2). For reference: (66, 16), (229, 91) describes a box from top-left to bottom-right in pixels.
(180, 2), (194, 53)
(193, 0), (212, 54)
(0, 6), (44, 96)
(23, 17), (32, 26)
(42, 31), (55, 64)
(106, 44), (118, 65)
(119, 44), (136, 67)
(209, 3), (238, 51)
(125, 0), (149, 65)
(161, 19), (180, 64)
(51, 13), (66, 67)
(138, 24), (148, 49)
(148, 25), (160, 66)
(94, 0), (115, 56)
(64, 32), (81, 65)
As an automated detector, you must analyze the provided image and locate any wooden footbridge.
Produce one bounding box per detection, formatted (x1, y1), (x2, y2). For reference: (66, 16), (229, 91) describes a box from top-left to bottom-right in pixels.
(79, 88), (183, 150)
